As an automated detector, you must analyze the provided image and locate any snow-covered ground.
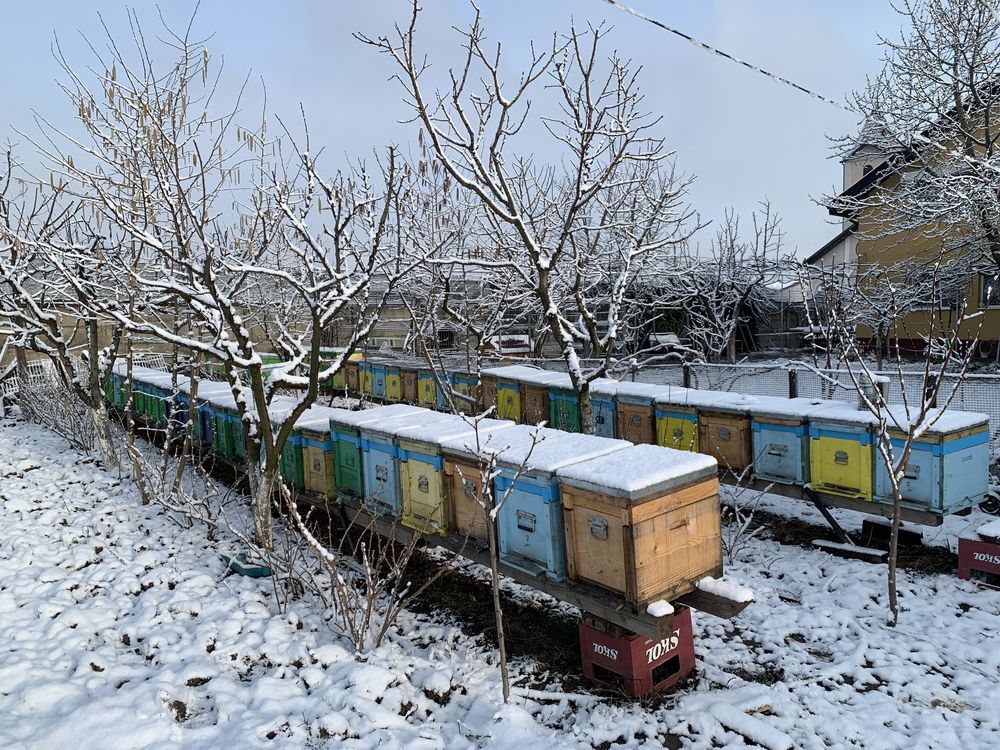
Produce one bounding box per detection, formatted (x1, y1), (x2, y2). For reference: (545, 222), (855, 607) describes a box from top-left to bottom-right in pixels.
(1, 416), (999, 749)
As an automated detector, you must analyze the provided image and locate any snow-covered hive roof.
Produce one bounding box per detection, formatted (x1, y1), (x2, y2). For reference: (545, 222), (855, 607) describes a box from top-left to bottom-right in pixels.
(610, 381), (676, 402)
(359, 409), (459, 439)
(329, 404), (424, 430)
(665, 390), (785, 415)
(809, 404), (881, 426)
(557, 444), (718, 499)
(484, 425), (631, 476)
(481, 365), (555, 384)
(390, 414), (514, 446)
(884, 405), (989, 435)
(749, 397), (849, 421)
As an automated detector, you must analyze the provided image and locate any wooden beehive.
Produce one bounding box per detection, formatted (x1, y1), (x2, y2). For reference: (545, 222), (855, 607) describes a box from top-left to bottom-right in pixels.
(444, 453), (491, 542)
(558, 444), (722, 606)
(480, 374), (497, 412)
(345, 361), (360, 394)
(698, 411), (752, 472)
(400, 367), (418, 405)
(521, 382), (550, 425)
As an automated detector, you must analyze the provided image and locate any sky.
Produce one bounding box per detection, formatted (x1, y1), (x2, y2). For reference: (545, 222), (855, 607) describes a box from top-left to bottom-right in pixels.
(0, 1), (905, 257)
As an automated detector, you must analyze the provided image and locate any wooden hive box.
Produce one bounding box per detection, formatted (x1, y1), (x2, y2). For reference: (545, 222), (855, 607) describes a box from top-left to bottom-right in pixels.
(557, 444), (722, 606)
(438, 420), (520, 543)
(400, 366), (419, 405)
(683, 391), (767, 474)
(345, 361), (360, 394)
(613, 382), (665, 445)
(808, 407), (877, 501)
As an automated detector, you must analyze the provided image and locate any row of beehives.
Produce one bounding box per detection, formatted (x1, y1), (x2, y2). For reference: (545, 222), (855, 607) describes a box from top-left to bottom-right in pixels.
(344, 361), (992, 518)
(106, 366), (724, 609)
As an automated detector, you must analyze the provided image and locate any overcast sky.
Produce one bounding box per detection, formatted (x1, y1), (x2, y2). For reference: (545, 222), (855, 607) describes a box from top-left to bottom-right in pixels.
(1, 1), (904, 257)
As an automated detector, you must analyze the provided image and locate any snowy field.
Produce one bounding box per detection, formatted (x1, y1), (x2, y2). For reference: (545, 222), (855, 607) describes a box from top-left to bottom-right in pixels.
(1, 416), (999, 749)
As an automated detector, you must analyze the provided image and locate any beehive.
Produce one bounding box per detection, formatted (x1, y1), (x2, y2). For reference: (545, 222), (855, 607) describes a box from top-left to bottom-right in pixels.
(873, 407), (990, 514)
(613, 382), (664, 445)
(417, 371), (438, 408)
(750, 398), (845, 485)
(394, 415), (513, 535)
(480, 373), (498, 414)
(809, 407), (878, 501)
(653, 387), (699, 453)
(328, 404), (424, 500)
(371, 362), (387, 400)
(298, 409), (342, 498)
(518, 370), (561, 425)
(384, 365), (402, 402)
(360, 410), (457, 516)
(558, 444), (721, 605)
(359, 362), (374, 398)
(451, 372), (479, 414)
(493, 427), (631, 581)
(482, 366), (556, 424)
(345, 361), (360, 394)
(684, 391), (764, 474)
(590, 381), (619, 438)
(400, 366), (419, 405)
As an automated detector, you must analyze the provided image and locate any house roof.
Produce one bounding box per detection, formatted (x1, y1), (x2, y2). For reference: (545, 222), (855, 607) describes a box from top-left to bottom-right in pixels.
(805, 223), (856, 265)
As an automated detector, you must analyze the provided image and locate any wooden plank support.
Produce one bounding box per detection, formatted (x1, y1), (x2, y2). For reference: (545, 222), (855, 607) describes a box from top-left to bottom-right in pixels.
(293, 491), (751, 640)
(803, 486), (855, 546)
(720, 475), (944, 528)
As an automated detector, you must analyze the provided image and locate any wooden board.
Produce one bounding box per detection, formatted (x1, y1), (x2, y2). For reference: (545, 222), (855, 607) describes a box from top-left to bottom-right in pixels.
(400, 370), (418, 405)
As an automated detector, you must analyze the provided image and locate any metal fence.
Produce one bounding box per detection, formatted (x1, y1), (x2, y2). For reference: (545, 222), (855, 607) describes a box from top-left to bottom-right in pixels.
(518, 357), (1000, 455)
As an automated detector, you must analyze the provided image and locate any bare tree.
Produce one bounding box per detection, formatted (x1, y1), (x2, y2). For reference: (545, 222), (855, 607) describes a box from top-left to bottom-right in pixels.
(669, 203), (789, 363)
(360, 2), (698, 433)
(0, 147), (123, 464)
(24, 12), (421, 549)
(831, 250), (981, 625)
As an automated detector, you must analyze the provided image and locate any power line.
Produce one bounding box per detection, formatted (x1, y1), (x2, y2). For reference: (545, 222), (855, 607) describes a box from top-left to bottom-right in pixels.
(600, 0), (857, 113)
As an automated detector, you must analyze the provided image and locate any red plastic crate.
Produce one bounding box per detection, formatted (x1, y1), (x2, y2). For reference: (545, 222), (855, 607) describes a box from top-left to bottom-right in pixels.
(579, 605), (694, 697)
(958, 536), (1000, 588)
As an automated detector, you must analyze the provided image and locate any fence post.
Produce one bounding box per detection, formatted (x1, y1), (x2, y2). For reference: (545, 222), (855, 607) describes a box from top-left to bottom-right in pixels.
(682, 363), (691, 389)
(924, 374), (939, 409)
(788, 369), (798, 399)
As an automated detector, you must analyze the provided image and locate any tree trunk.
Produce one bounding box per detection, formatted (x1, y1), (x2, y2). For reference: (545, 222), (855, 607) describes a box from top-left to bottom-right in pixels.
(92, 400), (118, 468)
(578, 382), (595, 436)
(251, 462), (276, 551)
(486, 509), (510, 703)
(888, 491), (901, 626)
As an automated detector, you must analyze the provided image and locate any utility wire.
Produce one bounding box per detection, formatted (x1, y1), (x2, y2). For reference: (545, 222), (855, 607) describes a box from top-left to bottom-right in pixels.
(600, 0), (857, 113)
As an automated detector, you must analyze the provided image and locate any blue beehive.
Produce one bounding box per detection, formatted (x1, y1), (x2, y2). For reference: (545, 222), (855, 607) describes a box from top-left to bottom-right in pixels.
(494, 426), (630, 581)
(360, 409), (455, 516)
(750, 397), (846, 485)
(873, 407), (991, 514)
(591, 381), (618, 438)
(371, 363), (387, 400)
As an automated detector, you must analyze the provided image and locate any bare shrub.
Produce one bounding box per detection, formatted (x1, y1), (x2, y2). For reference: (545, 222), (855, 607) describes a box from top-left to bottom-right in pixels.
(18, 372), (98, 452)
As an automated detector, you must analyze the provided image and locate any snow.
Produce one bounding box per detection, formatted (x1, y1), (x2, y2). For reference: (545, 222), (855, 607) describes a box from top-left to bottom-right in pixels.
(609, 380), (676, 401)
(977, 518), (1000, 540)
(556, 444), (718, 498)
(392, 415), (516, 448)
(884, 405), (990, 435)
(327, 403), (424, 430)
(749, 397), (849, 420)
(697, 576), (755, 604)
(809, 404), (881, 426)
(4, 414), (1000, 748)
(670, 390), (785, 414)
(490, 425), (631, 476)
(362, 410), (459, 440)
(481, 365), (556, 385)
(645, 600), (674, 618)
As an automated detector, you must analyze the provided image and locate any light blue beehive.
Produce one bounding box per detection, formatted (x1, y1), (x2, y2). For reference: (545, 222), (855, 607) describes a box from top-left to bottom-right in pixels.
(493, 426), (630, 581)
(873, 407), (990, 515)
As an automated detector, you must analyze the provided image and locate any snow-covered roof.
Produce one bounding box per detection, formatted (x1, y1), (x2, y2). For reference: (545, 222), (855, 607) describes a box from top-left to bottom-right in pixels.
(809, 404), (881, 426)
(884, 405), (990, 435)
(750, 397), (849, 421)
(556, 444), (718, 499)
(328, 404), (425, 430)
(394, 415), (515, 448)
(438, 419), (529, 459)
(489, 425), (631, 475)
(480, 365), (553, 384)
(664, 390), (777, 414)
(360, 410), (458, 439)
(611, 381), (673, 402)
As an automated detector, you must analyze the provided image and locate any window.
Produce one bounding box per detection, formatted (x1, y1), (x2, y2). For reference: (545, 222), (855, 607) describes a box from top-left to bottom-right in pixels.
(982, 273), (1000, 308)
